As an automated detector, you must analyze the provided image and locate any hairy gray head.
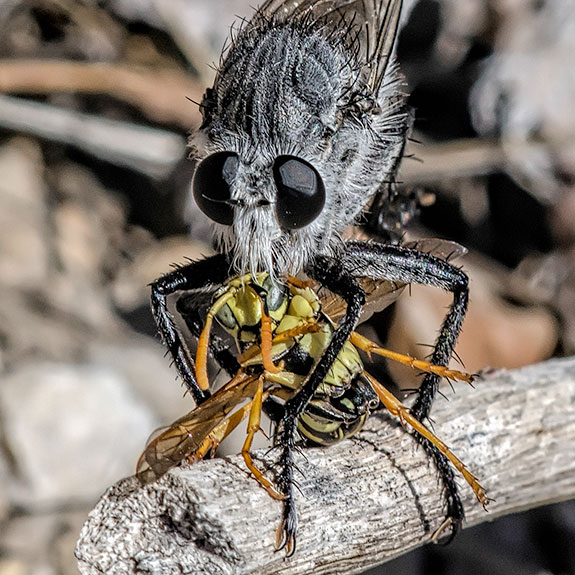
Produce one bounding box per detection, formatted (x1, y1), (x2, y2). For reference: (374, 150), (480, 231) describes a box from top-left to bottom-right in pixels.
(191, 0), (410, 278)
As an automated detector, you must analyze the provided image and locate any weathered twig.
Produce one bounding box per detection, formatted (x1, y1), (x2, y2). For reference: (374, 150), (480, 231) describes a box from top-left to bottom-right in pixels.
(400, 136), (575, 189)
(0, 59), (203, 128)
(76, 357), (575, 575)
(0, 95), (185, 178)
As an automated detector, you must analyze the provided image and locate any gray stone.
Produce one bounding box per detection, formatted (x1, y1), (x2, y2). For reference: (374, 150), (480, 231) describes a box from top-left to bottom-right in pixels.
(0, 363), (157, 508)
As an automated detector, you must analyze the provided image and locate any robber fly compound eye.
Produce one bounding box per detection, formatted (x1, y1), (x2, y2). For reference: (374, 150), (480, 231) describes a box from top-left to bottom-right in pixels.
(273, 155), (326, 230)
(194, 151), (326, 231)
(193, 151), (239, 225)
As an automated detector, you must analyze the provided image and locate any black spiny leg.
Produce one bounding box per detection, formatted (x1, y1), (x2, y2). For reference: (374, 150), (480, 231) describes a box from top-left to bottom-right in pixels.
(150, 254), (230, 405)
(411, 282), (469, 541)
(340, 241), (470, 540)
(275, 256), (365, 555)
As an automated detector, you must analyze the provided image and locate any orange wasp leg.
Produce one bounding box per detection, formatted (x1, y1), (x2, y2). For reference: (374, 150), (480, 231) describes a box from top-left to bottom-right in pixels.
(242, 377), (284, 500)
(363, 372), (490, 508)
(196, 290), (237, 391)
(287, 275), (318, 289)
(257, 292), (282, 375)
(350, 331), (474, 384)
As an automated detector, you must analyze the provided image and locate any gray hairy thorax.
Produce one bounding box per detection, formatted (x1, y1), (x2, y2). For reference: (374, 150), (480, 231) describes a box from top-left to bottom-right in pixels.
(193, 16), (410, 278)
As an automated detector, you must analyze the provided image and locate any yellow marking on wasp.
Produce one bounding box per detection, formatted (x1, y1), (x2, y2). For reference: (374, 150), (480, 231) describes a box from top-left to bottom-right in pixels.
(350, 332), (474, 384)
(364, 372), (490, 508)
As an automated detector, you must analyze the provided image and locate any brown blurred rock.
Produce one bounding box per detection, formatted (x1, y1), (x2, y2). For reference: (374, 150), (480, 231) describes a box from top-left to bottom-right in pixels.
(0, 139), (131, 369)
(385, 258), (559, 389)
(0, 138), (49, 289)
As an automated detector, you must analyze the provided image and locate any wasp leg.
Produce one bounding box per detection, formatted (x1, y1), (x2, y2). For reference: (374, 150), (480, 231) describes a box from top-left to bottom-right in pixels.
(341, 241), (470, 539)
(176, 299), (240, 378)
(256, 291), (282, 375)
(238, 321), (322, 365)
(349, 332), (474, 384)
(150, 254), (230, 404)
(364, 372), (489, 508)
(242, 377), (284, 500)
(195, 290), (238, 392)
(287, 275), (318, 289)
(275, 257), (365, 555)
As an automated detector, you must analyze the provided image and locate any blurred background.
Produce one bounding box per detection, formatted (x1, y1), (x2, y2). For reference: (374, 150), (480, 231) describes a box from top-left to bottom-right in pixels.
(0, 0), (573, 574)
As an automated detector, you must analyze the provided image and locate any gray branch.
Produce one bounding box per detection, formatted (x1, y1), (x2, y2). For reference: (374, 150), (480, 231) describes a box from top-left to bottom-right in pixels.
(76, 357), (575, 575)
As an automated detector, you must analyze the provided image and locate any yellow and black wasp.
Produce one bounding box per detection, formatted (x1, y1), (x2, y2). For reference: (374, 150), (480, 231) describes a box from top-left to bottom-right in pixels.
(138, 243), (489, 553)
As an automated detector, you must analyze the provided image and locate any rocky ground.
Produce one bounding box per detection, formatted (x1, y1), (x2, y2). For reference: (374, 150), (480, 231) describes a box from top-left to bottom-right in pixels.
(0, 1), (573, 574)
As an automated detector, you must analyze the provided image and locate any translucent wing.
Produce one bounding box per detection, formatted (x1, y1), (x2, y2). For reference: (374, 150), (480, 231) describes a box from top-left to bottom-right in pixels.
(254, 0), (403, 95)
(322, 239), (467, 323)
(136, 373), (260, 484)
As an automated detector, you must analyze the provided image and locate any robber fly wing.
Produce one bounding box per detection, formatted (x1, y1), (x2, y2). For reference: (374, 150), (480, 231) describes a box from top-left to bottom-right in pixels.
(320, 276), (406, 324)
(136, 373), (259, 484)
(404, 239), (468, 262)
(321, 238), (467, 324)
(255, 0), (403, 96)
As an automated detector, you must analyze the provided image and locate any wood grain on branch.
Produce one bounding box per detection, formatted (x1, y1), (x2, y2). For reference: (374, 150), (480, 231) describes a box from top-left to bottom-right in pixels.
(76, 357), (575, 575)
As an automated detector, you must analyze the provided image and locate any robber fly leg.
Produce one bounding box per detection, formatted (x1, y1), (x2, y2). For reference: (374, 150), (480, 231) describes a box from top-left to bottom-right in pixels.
(150, 254), (230, 405)
(341, 241), (470, 539)
(275, 256), (365, 554)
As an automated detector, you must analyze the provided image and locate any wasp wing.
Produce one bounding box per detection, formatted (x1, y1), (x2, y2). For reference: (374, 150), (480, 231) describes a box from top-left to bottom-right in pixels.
(322, 239), (467, 324)
(254, 0), (403, 96)
(136, 373), (259, 484)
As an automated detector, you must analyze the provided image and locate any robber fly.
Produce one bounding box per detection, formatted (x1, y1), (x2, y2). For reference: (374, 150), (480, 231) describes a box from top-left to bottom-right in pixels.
(138, 267), (488, 553)
(147, 0), (480, 554)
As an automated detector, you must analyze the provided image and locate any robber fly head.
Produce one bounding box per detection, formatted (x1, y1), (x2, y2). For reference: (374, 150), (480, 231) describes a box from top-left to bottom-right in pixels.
(191, 0), (410, 278)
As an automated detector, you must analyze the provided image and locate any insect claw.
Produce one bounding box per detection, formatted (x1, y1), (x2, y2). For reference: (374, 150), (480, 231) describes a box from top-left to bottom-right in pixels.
(275, 520), (297, 556)
(431, 517), (457, 544)
(258, 426), (271, 440)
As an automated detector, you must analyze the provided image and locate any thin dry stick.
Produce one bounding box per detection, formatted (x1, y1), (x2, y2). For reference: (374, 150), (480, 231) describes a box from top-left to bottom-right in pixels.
(0, 60), (203, 128)
(400, 137), (574, 185)
(76, 357), (575, 575)
(0, 95), (185, 178)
